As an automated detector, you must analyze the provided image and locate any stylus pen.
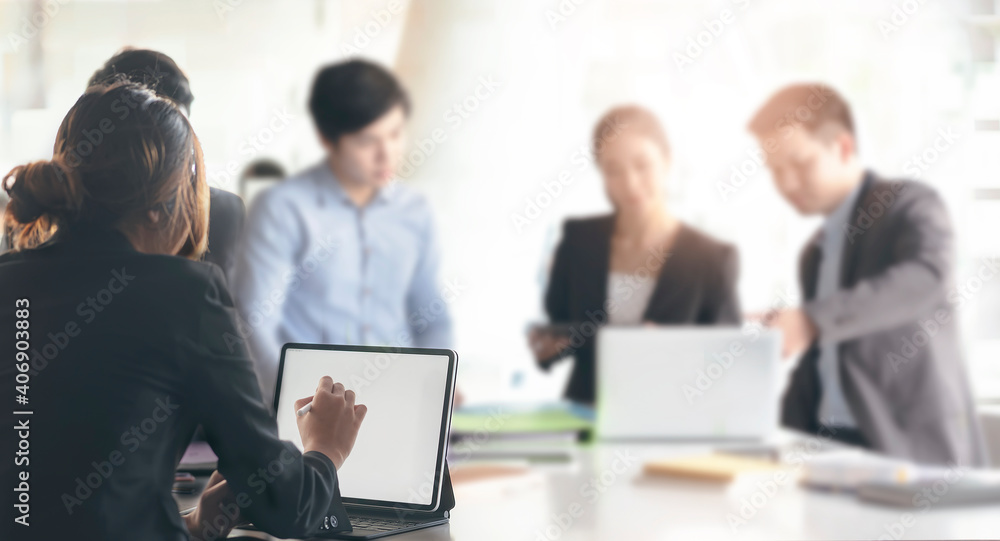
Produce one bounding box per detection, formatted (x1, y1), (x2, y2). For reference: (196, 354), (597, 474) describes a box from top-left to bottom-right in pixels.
(296, 403), (312, 417)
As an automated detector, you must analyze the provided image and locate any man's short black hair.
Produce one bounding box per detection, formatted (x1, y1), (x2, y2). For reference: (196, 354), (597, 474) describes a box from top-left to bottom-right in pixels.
(308, 59), (410, 143)
(241, 158), (287, 180)
(88, 48), (193, 113)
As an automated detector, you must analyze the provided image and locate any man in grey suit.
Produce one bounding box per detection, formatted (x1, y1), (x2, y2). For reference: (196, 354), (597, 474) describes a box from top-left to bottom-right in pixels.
(749, 84), (986, 467)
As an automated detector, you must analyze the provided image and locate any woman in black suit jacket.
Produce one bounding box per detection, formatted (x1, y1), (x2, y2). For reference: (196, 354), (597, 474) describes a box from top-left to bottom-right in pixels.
(531, 105), (741, 404)
(0, 83), (365, 541)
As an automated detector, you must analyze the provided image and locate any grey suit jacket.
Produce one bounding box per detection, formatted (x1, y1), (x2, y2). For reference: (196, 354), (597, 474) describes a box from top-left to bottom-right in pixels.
(782, 171), (988, 467)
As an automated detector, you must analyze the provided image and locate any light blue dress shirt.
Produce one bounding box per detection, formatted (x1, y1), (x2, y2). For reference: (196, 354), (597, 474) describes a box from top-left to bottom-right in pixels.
(233, 161), (452, 401)
(814, 181), (864, 428)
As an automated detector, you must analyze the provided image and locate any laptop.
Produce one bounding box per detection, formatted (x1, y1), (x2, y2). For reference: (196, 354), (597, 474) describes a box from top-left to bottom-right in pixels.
(273, 343), (458, 539)
(595, 327), (782, 441)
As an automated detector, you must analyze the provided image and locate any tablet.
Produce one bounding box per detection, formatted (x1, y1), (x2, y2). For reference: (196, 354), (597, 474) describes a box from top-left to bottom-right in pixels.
(273, 344), (457, 512)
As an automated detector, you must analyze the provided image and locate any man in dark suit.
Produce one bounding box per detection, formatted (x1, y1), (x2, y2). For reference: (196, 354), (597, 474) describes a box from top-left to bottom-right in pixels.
(749, 84), (987, 467)
(86, 48), (246, 282)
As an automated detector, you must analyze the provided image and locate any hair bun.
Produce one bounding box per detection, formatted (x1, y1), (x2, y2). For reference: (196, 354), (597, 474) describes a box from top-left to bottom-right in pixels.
(3, 160), (78, 224)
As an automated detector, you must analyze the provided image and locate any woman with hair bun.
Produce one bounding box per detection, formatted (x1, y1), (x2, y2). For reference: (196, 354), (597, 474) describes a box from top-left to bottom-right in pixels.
(0, 82), (366, 541)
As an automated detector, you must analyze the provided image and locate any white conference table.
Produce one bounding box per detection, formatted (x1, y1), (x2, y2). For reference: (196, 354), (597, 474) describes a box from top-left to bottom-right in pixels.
(222, 434), (1000, 541)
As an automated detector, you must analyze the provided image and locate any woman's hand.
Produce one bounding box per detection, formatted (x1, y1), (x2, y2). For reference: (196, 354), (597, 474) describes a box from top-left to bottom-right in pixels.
(528, 327), (572, 364)
(295, 376), (367, 470)
(184, 471), (245, 540)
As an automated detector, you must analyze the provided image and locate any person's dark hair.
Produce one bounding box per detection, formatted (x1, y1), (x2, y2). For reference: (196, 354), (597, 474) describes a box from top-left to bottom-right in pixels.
(88, 48), (194, 114)
(240, 158), (287, 180)
(308, 59), (410, 143)
(592, 104), (670, 158)
(748, 83), (854, 140)
(2, 82), (208, 258)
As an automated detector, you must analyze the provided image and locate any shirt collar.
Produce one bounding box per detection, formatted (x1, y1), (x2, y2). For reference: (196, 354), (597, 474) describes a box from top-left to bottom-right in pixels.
(315, 160), (395, 208)
(822, 173), (866, 236)
(51, 226), (137, 253)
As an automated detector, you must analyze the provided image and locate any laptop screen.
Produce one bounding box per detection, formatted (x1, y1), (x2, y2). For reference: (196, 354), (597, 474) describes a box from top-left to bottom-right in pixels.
(274, 345), (455, 510)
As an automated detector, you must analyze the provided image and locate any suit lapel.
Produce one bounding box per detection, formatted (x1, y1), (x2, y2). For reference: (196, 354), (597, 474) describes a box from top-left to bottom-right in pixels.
(641, 225), (689, 321)
(791, 234), (823, 433)
(839, 172), (876, 288)
(587, 216), (614, 314)
(800, 234), (822, 301)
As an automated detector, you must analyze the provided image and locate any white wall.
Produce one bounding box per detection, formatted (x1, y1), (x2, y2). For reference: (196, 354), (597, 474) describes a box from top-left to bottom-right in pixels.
(2, 0), (997, 401)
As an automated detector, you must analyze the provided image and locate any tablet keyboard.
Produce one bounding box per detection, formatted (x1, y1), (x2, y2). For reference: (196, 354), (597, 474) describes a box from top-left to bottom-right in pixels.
(348, 516), (425, 532)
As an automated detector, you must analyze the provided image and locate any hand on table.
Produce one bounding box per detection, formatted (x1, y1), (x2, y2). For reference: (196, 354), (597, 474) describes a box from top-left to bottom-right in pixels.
(184, 471), (245, 540)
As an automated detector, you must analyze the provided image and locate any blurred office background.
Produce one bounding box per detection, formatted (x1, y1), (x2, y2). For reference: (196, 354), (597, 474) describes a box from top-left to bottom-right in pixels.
(1, 0), (999, 403)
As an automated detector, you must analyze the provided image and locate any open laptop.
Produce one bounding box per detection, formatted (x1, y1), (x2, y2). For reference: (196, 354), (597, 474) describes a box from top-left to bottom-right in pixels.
(596, 327), (782, 441)
(273, 343), (458, 539)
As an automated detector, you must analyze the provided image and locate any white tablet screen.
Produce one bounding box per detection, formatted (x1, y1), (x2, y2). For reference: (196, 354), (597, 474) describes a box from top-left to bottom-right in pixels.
(275, 347), (452, 506)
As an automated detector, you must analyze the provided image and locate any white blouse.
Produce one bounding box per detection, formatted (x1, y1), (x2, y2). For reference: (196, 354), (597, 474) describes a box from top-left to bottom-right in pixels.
(606, 271), (658, 326)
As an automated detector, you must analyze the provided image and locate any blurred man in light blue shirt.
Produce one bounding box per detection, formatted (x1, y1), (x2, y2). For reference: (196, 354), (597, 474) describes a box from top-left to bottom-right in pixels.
(234, 60), (452, 402)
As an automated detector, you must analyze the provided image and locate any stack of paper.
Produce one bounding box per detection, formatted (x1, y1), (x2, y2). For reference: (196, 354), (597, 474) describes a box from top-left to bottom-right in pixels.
(643, 453), (785, 483)
(449, 402), (593, 462)
(800, 449), (914, 491)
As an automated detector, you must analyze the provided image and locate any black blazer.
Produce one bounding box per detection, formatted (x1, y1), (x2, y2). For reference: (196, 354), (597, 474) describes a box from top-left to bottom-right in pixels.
(204, 187), (247, 283)
(1, 188), (247, 282)
(0, 228), (351, 541)
(543, 215), (741, 403)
